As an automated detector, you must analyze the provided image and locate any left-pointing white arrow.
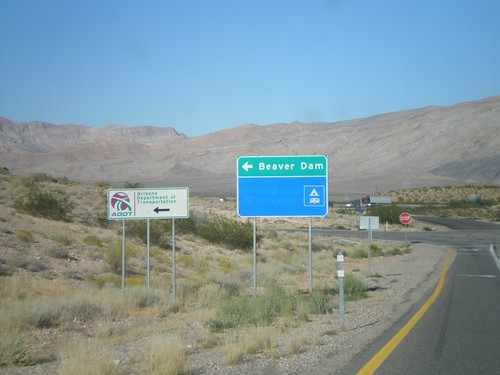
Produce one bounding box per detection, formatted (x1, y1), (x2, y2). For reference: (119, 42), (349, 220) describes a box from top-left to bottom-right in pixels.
(242, 161), (253, 172)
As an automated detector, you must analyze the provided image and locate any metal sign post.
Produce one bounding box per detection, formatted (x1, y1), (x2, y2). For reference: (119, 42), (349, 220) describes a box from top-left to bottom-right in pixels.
(122, 220), (126, 289)
(399, 212), (412, 246)
(337, 254), (345, 328)
(107, 188), (189, 291)
(359, 216), (379, 277)
(368, 218), (372, 277)
(147, 219), (150, 289)
(308, 218), (313, 294)
(253, 218), (257, 296)
(172, 219), (176, 301)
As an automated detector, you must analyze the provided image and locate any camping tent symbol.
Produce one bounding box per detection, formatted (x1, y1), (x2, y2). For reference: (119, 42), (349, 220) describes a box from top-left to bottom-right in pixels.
(308, 188), (320, 204)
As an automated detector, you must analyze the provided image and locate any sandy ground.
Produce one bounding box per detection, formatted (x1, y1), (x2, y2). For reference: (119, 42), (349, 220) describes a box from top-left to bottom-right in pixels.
(1, 243), (451, 375)
(184, 243), (451, 375)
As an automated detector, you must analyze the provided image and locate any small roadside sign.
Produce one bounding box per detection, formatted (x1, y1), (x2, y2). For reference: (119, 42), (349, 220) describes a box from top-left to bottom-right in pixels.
(107, 188), (189, 220)
(399, 212), (412, 225)
(359, 216), (380, 230)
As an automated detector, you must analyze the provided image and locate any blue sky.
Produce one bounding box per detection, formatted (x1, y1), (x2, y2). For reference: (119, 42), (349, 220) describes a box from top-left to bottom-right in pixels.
(1, 0), (498, 137)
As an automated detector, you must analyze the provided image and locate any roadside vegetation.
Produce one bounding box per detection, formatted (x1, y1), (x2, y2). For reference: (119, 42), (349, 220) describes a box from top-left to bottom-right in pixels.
(0, 168), (498, 373)
(389, 185), (500, 221)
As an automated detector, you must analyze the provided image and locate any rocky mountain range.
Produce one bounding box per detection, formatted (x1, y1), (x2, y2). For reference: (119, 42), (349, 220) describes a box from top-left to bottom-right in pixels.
(1, 96), (499, 198)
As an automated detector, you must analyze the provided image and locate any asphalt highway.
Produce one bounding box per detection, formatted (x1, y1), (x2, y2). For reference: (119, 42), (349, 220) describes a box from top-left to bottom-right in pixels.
(302, 217), (500, 374)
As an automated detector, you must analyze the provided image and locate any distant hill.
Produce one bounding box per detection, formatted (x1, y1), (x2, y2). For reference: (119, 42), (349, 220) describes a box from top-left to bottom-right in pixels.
(1, 96), (499, 198)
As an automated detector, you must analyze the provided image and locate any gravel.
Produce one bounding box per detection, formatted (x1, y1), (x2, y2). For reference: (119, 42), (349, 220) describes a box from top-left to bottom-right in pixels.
(184, 244), (450, 375)
(1, 244), (449, 375)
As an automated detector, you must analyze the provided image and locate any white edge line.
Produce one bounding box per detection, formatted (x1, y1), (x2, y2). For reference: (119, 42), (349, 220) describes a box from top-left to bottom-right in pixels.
(489, 245), (500, 271)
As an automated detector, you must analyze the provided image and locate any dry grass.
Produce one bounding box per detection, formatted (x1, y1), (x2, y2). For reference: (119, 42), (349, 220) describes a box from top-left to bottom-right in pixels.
(144, 335), (187, 375)
(285, 335), (307, 357)
(0, 171), (498, 373)
(58, 339), (119, 375)
(222, 337), (245, 365)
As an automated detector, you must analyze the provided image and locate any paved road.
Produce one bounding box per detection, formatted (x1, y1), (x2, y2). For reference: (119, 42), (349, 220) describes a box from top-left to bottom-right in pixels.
(304, 217), (500, 374)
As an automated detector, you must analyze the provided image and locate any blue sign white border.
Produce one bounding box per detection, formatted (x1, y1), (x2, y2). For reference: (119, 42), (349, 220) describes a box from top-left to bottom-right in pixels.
(236, 155), (329, 218)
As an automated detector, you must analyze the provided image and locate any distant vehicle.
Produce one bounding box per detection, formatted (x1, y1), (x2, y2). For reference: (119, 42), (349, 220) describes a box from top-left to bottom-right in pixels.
(370, 196), (392, 204)
(345, 203), (352, 207)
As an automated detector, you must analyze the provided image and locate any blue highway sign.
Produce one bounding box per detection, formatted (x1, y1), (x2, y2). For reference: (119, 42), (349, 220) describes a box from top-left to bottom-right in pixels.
(237, 155), (328, 217)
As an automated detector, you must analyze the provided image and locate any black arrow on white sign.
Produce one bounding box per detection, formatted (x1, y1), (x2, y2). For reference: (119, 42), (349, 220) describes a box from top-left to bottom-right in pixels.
(154, 207), (171, 214)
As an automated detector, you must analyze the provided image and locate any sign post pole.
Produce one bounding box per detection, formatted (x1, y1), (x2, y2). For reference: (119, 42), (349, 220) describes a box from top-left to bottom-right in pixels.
(360, 216), (379, 277)
(368, 217), (372, 277)
(399, 212), (412, 247)
(253, 217), (257, 296)
(405, 224), (408, 246)
(308, 217), (313, 294)
(122, 220), (125, 289)
(337, 254), (345, 328)
(147, 219), (150, 289)
(172, 218), (176, 301)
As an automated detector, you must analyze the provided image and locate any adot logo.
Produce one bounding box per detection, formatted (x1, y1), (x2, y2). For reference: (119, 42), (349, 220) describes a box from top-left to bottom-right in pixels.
(110, 192), (133, 217)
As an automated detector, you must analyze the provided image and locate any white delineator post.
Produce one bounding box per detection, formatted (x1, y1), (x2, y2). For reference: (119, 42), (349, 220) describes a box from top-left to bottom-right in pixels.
(337, 254), (345, 328)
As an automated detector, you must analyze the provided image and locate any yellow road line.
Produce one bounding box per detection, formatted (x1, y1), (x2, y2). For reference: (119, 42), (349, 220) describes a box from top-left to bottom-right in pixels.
(356, 250), (453, 375)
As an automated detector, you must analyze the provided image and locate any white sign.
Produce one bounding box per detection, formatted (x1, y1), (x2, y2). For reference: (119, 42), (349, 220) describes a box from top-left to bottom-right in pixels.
(359, 216), (380, 230)
(107, 188), (189, 220)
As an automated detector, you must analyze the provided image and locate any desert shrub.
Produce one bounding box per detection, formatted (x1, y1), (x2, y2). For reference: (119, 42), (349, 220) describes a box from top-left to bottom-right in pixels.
(125, 220), (168, 247)
(174, 214), (198, 235)
(15, 229), (34, 244)
(124, 287), (166, 309)
(196, 283), (224, 308)
(144, 335), (186, 375)
(14, 187), (75, 222)
(63, 297), (104, 322)
(58, 339), (119, 375)
(83, 235), (102, 247)
(0, 335), (30, 366)
(308, 288), (334, 314)
(12, 300), (63, 329)
(243, 328), (273, 355)
(370, 243), (384, 257)
(350, 248), (368, 259)
(10, 255), (47, 273)
(20, 173), (53, 188)
(197, 214), (260, 251)
(124, 216), (197, 247)
(222, 340), (245, 365)
(52, 235), (72, 246)
(386, 246), (403, 256)
(124, 182), (142, 188)
(366, 204), (404, 224)
(312, 243), (325, 252)
(45, 245), (70, 259)
(209, 285), (296, 331)
(95, 211), (109, 228)
(104, 242), (129, 274)
(285, 336), (306, 357)
(343, 274), (367, 300)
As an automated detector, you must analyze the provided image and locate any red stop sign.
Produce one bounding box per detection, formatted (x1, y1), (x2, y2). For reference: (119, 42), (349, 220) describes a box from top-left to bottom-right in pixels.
(399, 212), (412, 225)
